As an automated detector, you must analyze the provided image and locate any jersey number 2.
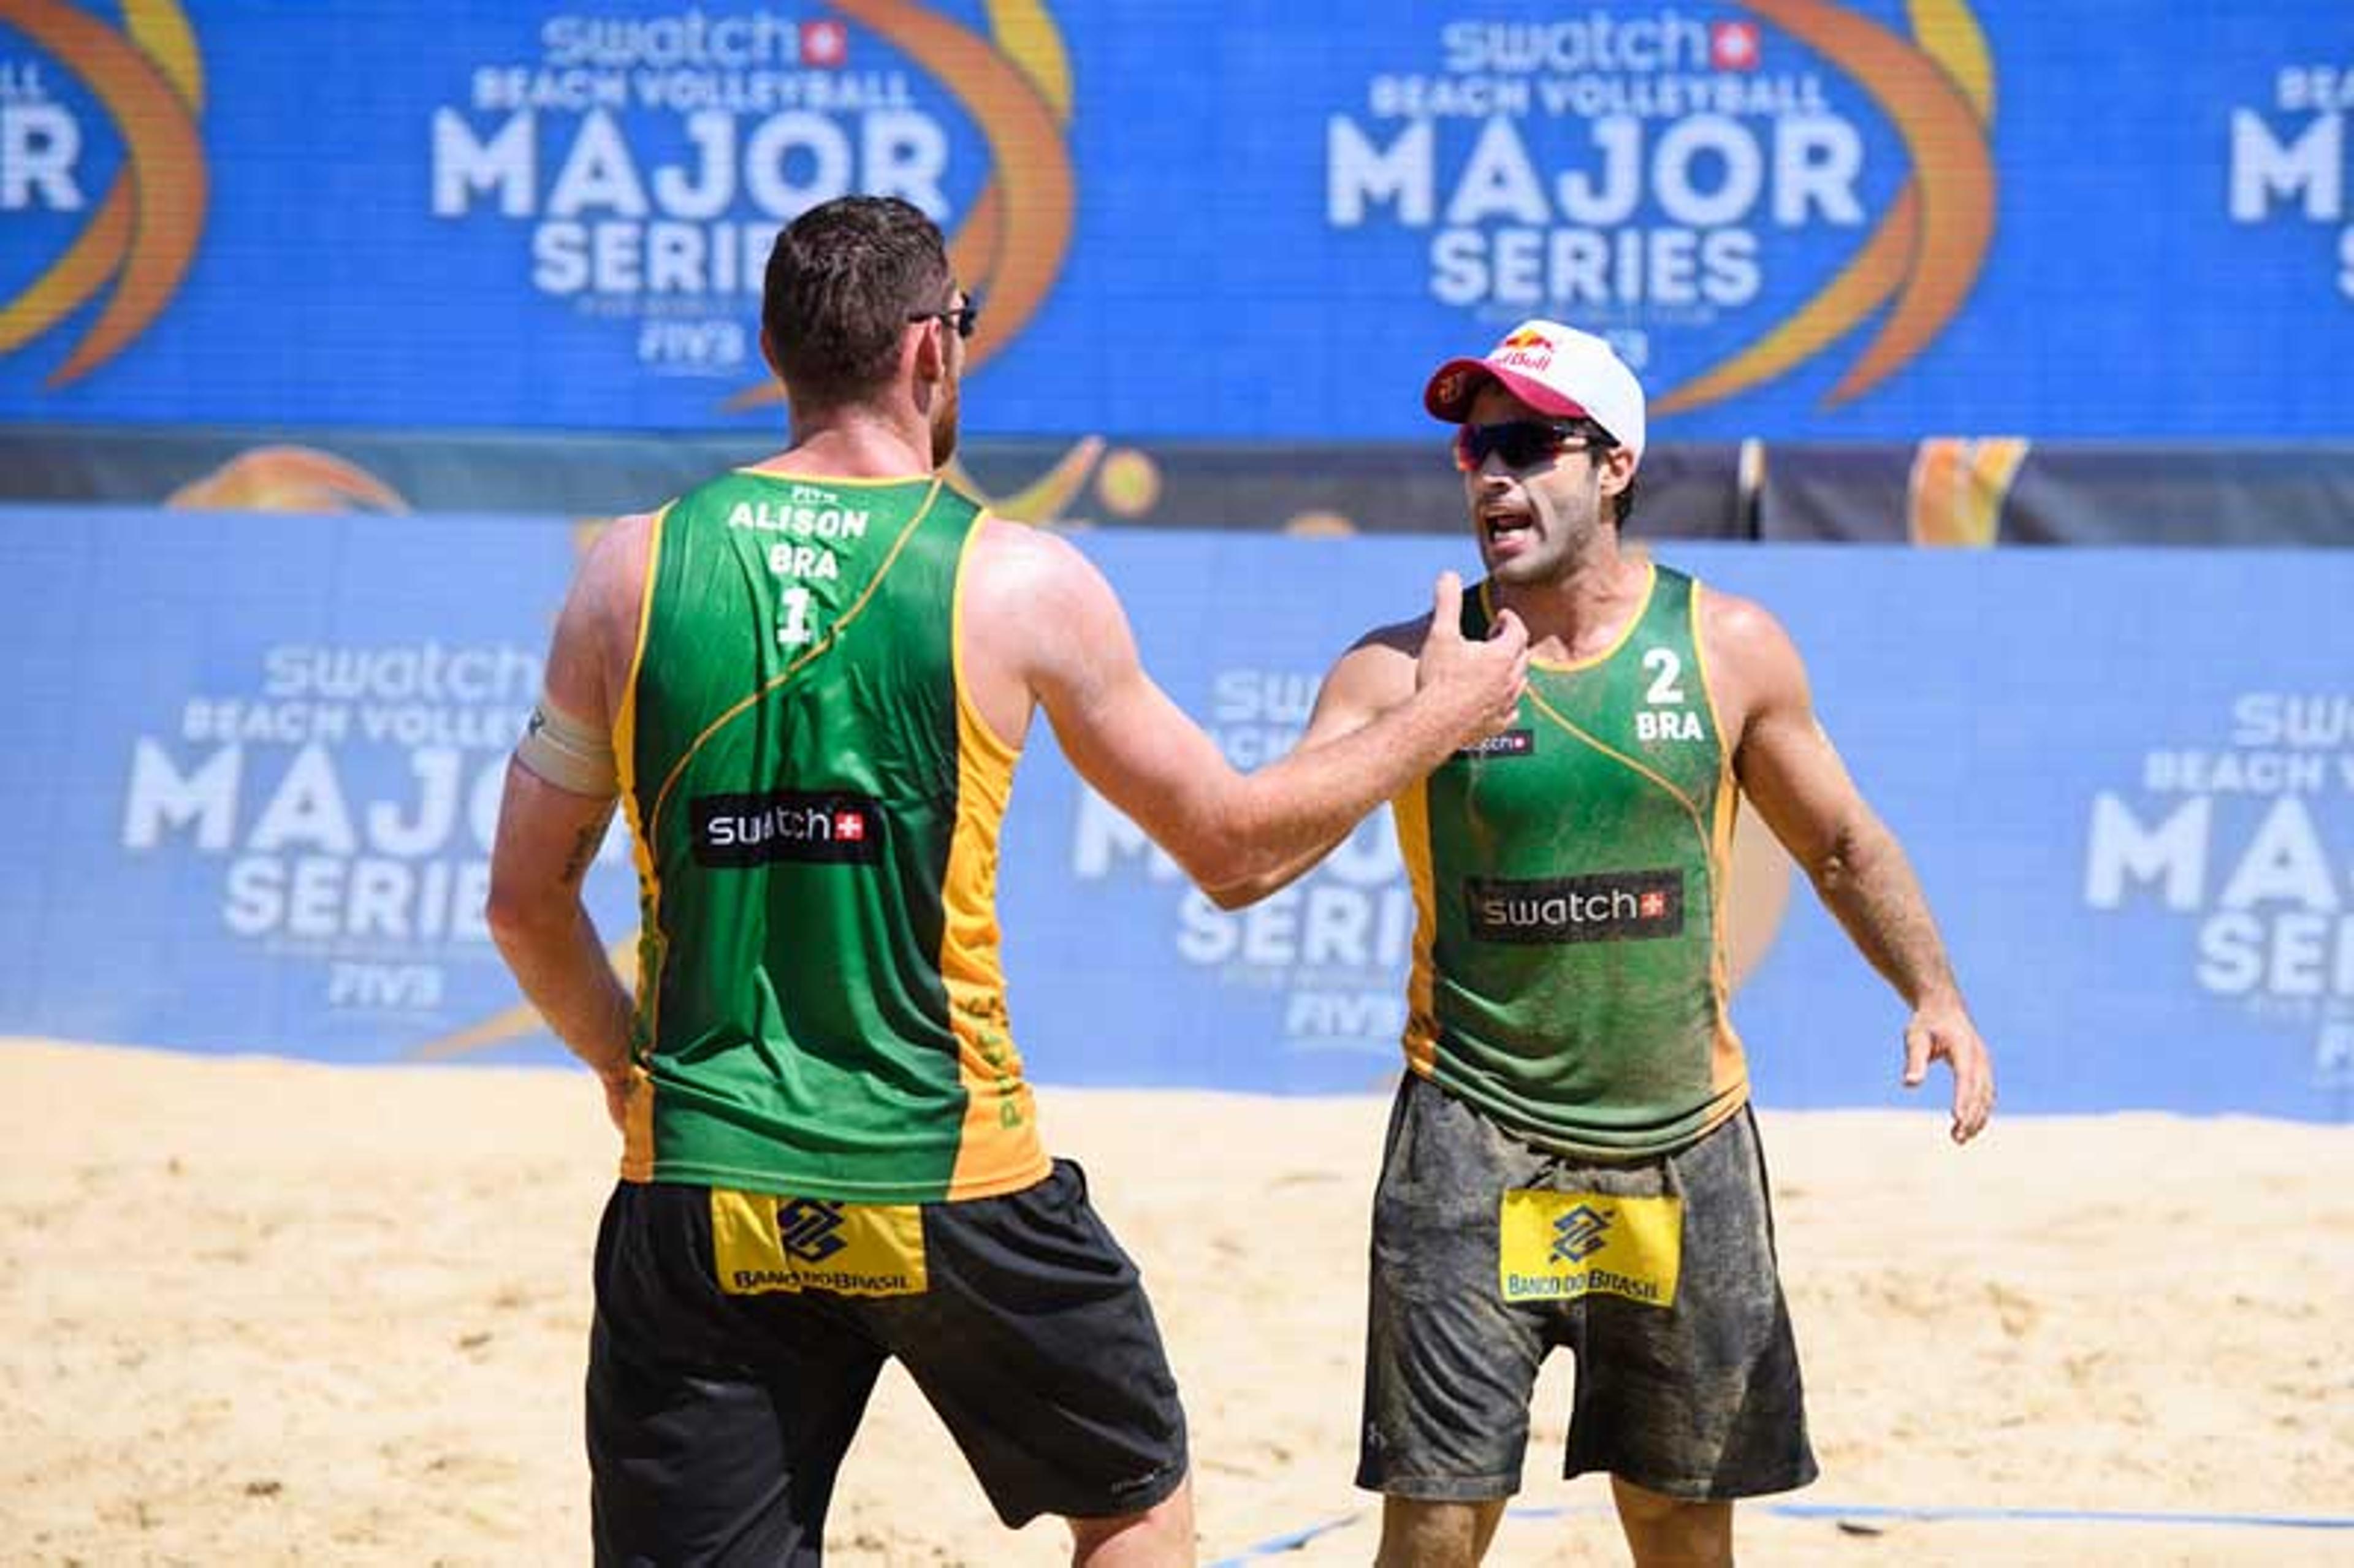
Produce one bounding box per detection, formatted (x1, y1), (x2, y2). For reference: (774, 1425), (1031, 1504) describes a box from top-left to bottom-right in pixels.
(1642, 648), (1685, 705)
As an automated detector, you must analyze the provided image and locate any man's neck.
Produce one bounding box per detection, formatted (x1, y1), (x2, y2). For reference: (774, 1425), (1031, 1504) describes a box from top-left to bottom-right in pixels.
(754, 405), (934, 479)
(1493, 539), (1649, 663)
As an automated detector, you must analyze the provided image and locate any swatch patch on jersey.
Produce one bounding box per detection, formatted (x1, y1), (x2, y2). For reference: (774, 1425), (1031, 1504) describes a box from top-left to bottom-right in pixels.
(709, 1188), (928, 1296)
(1455, 728), (1534, 759)
(1465, 869), (1683, 944)
(690, 791), (883, 867)
(1498, 1189), (1682, 1307)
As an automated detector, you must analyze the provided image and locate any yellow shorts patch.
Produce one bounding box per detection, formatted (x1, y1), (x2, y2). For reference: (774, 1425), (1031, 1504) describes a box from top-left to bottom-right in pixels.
(1498, 1189), (1682, 1307)
(709, 1188), (929, 1298)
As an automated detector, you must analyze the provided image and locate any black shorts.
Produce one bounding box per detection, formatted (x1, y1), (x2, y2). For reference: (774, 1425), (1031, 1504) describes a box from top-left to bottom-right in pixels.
(587, 1160), (1187, 1566)
(1356, 1075), (1817, 1504)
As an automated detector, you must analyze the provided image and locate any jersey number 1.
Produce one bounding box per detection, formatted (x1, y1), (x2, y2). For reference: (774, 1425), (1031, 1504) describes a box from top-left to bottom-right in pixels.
(776, 585), (817, 647)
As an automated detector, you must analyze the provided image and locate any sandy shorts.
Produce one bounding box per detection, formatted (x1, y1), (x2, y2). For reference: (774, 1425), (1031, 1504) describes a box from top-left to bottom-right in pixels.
(1356, 1074), (1818, 1503)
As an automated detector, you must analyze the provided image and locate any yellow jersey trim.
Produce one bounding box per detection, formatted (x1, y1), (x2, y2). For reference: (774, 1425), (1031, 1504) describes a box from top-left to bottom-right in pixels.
(1493, 559), (1658, 673)
(613, 503), (669, 1181)
(1395, 778), (1440, 1078)
(943, 517), (1048, 1197)
(1688, 579), (1750, 1098)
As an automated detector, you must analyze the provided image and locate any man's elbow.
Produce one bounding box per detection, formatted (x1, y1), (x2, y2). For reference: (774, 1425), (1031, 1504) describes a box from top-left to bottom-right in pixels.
(1199, 870), (1278, 911)
(1803, 815), (1882, 897)
(484, 871), (572, 956)
(1174, 817), (1296, 908)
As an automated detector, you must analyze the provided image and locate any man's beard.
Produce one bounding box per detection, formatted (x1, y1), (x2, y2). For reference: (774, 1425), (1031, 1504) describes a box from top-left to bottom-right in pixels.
(929, 384), (960, 468)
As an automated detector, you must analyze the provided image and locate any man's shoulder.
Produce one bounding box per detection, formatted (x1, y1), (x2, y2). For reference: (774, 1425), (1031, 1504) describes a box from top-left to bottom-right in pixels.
(1317, 614), (1425, 715)
(966, 514), (1088, 579)
(1692, 578), (1791, 656)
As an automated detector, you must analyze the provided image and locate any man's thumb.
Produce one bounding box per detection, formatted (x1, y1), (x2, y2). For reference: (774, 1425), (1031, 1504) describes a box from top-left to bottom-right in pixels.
(1429, 570), (1463, 636)
(1901, 1021), (1930, 1087)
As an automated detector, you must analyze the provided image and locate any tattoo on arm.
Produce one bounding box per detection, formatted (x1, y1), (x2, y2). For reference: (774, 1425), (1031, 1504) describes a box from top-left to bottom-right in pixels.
(560, 807), (616, 885)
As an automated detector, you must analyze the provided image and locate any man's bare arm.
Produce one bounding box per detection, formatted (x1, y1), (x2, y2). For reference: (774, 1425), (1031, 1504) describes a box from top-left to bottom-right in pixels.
(486, 515), (649, 1122)
(1711, 592), (1995, 1143)
(963, 525), (1523, 900)
(1197, 627), (1424, 908)
(488, 769), (633, 1078)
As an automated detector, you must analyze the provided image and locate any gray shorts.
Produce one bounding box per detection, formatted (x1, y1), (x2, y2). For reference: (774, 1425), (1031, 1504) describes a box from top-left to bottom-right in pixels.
(1356, 1075), (1818, 1503)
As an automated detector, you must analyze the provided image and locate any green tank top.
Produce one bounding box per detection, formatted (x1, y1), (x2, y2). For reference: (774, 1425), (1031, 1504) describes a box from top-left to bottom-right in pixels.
(1395, 563), (1748, 1158)
(612, 468), (1047, 1203)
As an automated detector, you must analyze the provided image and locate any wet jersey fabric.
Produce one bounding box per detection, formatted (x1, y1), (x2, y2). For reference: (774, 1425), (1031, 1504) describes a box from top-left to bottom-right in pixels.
(1395, 563), (1747, 1159)
(612, 469), (1046, 1203)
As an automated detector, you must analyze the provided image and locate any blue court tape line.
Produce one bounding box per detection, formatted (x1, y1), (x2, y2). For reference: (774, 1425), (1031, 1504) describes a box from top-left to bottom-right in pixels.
(1764, 1503), (2354, 1531)
(1212, 1501), (2354, 1562)
(1512, 1501), (2354, 1532)
(1208, 1512), (1362, 1566)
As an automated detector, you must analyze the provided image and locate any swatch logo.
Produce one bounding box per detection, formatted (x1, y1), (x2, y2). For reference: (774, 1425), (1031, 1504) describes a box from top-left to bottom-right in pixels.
(1655, 1), (1998, 416)
(691, 791), (885, 867)
(1466, 869), (1685, 945)
(0, 0), (207, 387)
(1709, 20), (1761, 71)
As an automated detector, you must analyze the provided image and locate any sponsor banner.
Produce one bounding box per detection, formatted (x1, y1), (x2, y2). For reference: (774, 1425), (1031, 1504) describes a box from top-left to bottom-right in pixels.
(0, 424), (1756, 537)
(1759, 443), (2354, 546)
(2, 506), (2352, 1119)
(0, 506), (637, 1059)
(1, 4), (2350, 440)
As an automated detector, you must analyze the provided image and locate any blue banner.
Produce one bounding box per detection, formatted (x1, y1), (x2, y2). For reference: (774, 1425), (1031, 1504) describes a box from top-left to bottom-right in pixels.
(4, 504), (2350, 1120)
(3, 2), (2350, 440)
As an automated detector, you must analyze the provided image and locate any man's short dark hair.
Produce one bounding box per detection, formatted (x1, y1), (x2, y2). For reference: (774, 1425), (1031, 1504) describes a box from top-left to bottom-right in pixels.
(1563, 417), (1637, 527)
(763, 196), (956, 407)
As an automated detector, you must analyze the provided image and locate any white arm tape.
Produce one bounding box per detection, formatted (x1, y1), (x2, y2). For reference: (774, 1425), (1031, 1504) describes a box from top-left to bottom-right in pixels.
(516, 693), (620, 797)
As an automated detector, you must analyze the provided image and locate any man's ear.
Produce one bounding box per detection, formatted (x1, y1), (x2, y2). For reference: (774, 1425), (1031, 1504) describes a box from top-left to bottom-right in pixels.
(909, 318), (948, 388)
(1598, 446), (1637, 497)
(760, 325), (782, 380)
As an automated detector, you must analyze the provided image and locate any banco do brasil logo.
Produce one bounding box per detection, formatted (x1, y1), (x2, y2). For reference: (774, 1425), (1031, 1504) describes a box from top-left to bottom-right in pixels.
(777, 1197), (850, 1263)
(0, 0), (207, 386)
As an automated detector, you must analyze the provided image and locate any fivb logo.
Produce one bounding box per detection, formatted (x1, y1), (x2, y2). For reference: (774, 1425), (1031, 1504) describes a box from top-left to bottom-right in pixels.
(0, 0), (206, 386)
(1327, 1), (1997, 418)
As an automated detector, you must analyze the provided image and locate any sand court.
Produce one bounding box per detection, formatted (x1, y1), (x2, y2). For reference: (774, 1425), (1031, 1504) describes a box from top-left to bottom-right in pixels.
(2, 1039), (2348, 1566)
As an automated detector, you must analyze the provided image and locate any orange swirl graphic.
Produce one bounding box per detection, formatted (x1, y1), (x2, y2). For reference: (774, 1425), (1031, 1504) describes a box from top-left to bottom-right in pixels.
(728, 0), (1076, 409)
(0, 0), (207, 386)
(1653, 0), (1994, 416)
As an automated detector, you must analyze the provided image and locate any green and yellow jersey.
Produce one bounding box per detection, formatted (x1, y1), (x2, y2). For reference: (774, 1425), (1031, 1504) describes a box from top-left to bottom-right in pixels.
(611, 469), (1047, 1204)
(1395, 563), (1747, 1159)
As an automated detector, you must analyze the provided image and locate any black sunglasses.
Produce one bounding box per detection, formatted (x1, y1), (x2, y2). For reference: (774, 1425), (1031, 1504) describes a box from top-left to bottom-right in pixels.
(908, 296), (980, 340)
(1452, 420), (1604, 473)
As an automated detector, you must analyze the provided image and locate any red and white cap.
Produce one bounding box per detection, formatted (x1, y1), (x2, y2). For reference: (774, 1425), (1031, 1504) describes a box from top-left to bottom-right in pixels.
(1423, 319), (1646, 460)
